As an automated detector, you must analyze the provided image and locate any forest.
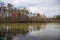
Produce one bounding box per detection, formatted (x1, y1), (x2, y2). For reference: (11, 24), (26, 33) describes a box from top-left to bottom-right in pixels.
(0, 2), (60, 23)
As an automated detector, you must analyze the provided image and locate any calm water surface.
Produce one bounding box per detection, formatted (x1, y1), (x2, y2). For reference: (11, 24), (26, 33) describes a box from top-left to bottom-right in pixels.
(0, 23), (60, 40)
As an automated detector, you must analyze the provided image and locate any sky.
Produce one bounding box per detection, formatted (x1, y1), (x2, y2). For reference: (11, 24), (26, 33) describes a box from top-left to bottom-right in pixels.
(0, 0), (60, 17)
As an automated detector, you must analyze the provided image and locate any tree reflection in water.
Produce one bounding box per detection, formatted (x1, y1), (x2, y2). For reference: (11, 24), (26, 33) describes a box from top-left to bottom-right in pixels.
(0, 25), (40, 40)
(0, 23), (60, 40)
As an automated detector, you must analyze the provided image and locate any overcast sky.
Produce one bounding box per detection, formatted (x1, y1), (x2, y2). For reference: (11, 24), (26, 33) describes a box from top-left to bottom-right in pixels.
(0, 0), (60, 17)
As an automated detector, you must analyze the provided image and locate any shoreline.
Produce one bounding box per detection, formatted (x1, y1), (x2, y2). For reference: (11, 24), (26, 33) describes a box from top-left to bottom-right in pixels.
(0, 21), (60, 23)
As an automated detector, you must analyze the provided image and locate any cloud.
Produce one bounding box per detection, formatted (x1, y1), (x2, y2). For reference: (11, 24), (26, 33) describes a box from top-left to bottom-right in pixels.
(29, 4), (60, 16)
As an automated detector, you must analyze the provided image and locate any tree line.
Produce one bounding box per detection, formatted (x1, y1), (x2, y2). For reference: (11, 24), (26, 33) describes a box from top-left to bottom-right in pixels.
(0, 2), (60, 23)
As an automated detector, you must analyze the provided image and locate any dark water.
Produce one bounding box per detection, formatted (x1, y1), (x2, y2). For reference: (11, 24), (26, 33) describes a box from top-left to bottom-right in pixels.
(0, 23), (60, 40)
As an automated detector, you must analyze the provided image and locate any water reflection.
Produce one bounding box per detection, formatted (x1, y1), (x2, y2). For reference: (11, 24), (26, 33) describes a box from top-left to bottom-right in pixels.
(0, 23), (60, 40)
(27, 23), (60, 40)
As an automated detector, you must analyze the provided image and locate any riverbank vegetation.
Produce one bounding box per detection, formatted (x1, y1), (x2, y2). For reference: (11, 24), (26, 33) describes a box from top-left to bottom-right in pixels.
(0, 2), (60, 23)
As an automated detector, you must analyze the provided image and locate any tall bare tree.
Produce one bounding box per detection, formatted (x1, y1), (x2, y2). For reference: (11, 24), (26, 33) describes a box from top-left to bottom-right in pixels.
(7, 3), (13, 21)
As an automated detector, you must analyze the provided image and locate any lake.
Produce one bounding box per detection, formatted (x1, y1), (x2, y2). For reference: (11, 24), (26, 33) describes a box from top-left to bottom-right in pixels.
(0, 23), (60, 40)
